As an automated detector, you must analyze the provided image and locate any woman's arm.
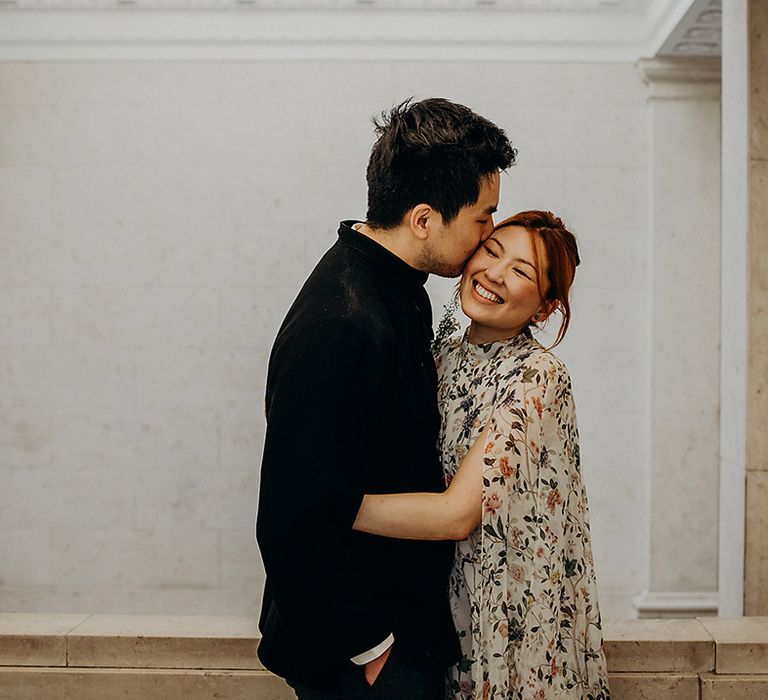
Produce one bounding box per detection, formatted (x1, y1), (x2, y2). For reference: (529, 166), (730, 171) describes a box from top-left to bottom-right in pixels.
(352, 423), (490, 541)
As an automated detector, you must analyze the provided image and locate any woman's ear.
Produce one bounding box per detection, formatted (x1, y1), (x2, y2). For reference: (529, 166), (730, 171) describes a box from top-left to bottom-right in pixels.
(532, 300), (557, 324)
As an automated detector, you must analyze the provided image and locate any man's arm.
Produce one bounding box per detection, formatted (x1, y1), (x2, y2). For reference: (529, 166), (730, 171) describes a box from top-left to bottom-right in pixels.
(352, 421), (489, 541)
(256, 316), (393, 663)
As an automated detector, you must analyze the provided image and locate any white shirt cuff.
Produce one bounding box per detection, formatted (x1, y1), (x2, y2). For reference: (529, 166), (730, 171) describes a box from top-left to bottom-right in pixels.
(350, 633), (394, 665)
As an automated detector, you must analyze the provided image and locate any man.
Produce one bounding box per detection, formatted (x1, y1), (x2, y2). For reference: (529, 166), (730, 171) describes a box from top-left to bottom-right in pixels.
(256, 98), (516, 699)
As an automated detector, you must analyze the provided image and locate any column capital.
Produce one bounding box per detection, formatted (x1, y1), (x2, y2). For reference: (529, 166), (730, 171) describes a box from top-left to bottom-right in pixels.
(638, 56), (721, 100)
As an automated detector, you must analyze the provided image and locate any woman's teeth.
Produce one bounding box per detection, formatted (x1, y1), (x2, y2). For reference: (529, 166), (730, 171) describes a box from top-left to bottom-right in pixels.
(474, 282), (503, 304)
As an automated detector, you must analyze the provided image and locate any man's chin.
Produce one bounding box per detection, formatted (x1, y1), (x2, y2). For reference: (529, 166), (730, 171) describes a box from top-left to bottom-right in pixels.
(417, 251), (466, 278)
(428, 263), (465, 279)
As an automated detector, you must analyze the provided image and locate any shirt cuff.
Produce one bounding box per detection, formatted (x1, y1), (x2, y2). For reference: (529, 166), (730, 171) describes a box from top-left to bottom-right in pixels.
(350, 633), (394, 666)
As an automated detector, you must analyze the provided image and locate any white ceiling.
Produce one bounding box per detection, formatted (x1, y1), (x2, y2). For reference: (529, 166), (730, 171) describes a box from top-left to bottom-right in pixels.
(658, 0), (721, 56)
(0, 0), (720, 61)
(0, 0), (649, 9)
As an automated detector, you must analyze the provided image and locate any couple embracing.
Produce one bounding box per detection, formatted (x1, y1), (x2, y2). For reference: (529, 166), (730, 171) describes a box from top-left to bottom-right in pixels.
(256, 98), (611, 700)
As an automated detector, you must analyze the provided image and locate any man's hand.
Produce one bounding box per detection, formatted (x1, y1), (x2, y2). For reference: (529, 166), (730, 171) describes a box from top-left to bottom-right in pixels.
(363, 645), (392, 686)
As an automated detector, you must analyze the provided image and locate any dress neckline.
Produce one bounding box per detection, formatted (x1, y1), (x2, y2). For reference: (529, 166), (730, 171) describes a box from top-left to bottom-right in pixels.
(459, 326), (535, 361)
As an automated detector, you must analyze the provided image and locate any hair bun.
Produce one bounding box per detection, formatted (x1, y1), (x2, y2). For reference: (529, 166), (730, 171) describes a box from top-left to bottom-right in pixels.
(545, 211), (565, 229)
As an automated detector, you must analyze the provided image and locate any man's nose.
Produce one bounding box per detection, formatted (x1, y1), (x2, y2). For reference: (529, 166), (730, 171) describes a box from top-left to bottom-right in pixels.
(480, 219), (494, 242)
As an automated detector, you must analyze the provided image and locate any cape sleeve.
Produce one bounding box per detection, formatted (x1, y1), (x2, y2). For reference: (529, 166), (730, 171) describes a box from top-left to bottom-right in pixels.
(477, 351), (609, 699)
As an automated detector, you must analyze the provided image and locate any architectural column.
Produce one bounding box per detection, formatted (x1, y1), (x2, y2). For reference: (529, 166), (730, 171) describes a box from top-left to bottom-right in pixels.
(743, 0), (768, 616)
(636, 57), (722, 618)
(719, 0), (748, 618)
(720, 0), (768, 618)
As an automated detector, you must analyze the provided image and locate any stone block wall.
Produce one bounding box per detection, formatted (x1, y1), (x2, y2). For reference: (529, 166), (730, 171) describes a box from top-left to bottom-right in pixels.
(0, 60), (666, 618)
(2, 615), (768, 699)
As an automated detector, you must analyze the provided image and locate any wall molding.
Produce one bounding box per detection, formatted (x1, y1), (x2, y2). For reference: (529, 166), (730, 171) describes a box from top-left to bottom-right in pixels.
(633, 590), (720, 618)
(0, 3), (706, 62)
(638, 55), (721, 98)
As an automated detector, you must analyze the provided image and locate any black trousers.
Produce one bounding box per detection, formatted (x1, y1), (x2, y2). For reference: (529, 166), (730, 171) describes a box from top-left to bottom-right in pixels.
(286, 645), (445, 700)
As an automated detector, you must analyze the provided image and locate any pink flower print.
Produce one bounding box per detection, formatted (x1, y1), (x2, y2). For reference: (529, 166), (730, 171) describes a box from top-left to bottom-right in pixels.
(498, 622), (508, 638)
(510, 564), (525, 582)
(484, 492), (502, 516)
(546, 488), (562, 513)
(498, 455), (513, 479)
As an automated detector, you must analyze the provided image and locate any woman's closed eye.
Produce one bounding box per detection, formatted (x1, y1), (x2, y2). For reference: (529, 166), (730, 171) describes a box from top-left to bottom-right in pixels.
(514, 267), (530, 279)
(483, 244), (499, 258)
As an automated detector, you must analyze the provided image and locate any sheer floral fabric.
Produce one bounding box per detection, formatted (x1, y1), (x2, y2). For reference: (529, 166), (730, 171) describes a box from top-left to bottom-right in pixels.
(436, 329), (610, 700)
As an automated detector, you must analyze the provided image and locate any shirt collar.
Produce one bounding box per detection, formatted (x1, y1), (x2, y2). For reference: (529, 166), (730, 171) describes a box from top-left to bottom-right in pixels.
(338, 220), (429, 290)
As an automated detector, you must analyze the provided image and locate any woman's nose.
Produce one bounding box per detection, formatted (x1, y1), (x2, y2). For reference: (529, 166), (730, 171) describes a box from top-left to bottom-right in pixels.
(485, 263), (505, 283)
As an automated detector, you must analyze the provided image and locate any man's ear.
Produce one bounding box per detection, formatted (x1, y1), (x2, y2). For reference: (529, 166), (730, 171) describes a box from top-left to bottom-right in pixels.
(407, 204), (437, 241)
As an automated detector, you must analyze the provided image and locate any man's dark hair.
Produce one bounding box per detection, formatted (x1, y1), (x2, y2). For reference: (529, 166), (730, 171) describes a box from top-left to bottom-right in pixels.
(365, 97), (517, 229)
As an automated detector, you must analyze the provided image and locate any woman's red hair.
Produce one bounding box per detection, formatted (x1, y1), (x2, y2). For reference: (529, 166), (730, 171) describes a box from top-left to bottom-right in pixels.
(493, 210), (580, 347)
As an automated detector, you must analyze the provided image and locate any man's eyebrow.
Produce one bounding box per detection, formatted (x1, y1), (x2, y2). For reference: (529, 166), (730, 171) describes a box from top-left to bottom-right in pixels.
(484, 206), (498, 215)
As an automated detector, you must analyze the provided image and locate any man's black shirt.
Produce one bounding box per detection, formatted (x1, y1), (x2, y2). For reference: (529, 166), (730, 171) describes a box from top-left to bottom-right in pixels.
(256, 221), (460, 687)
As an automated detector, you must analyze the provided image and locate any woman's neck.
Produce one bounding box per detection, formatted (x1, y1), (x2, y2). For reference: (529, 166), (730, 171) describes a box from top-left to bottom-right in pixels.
(467, 322), (527, 345)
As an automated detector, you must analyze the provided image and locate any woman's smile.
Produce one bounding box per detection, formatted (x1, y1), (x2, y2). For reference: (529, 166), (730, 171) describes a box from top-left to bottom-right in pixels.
(472, 280), (505, 304)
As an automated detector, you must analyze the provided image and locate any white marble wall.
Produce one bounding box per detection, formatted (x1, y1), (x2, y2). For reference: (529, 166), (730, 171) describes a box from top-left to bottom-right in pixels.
(1, 60), (654, 619)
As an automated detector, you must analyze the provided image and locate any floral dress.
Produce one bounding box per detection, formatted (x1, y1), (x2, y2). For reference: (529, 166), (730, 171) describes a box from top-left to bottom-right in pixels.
(436, 329), (610, 700)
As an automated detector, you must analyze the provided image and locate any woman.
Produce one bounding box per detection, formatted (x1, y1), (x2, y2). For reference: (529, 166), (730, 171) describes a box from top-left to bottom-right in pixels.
(354, 211), (611, 699)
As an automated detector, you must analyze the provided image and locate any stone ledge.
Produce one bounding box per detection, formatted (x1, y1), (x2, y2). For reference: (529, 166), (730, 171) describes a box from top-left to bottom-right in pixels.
(1, 614), (768, 700)
(0, 613), (735, 673)
(0, 667), (290, 700)
(0, 614), (261, 670)
(700, 673), (768, 700)
(602, 618), (714, 673)
(0, 668), (713, 700)
(698, 617), (768, 674)
(0, 614), (90, 667)
(65, 614), (262, 670)
(606, 673), (700, 700)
